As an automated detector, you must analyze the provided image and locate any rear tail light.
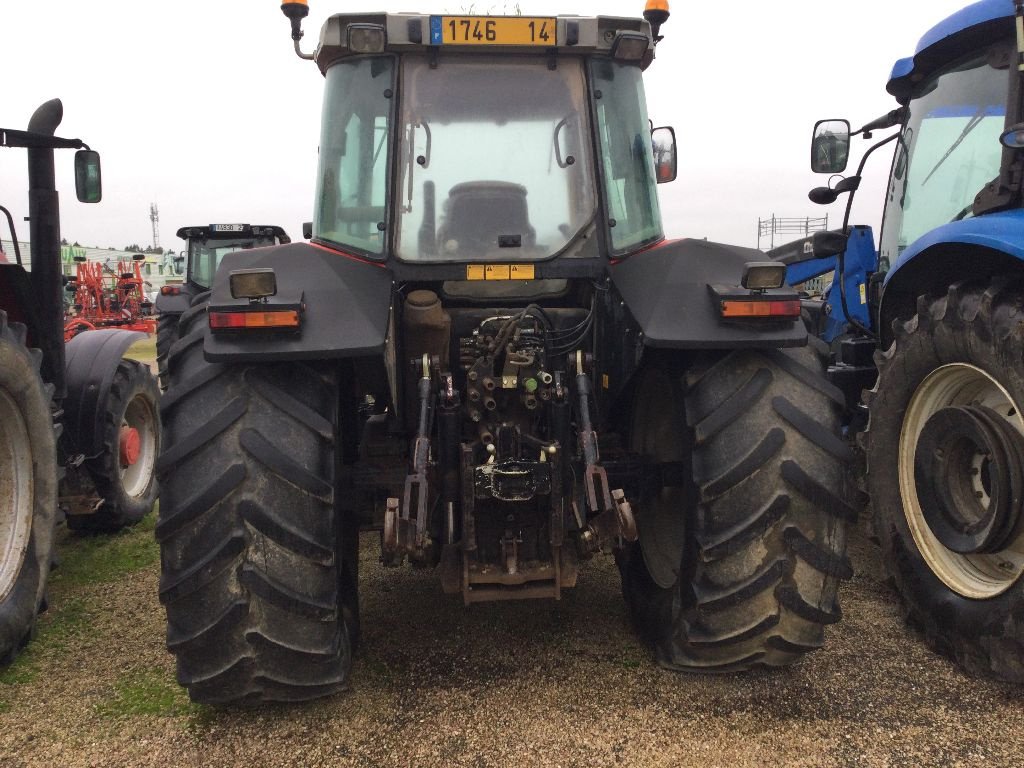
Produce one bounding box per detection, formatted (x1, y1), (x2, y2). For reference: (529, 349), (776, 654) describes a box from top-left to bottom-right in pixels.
(160, 285), (181, 296)
(720, 300), (801, 319)
(208, 310), (301, 330)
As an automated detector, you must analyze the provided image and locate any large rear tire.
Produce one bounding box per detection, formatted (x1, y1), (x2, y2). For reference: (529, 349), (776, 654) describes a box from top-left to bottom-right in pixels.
(155, 312), (179, 392)
(68, 359), (160, 533)
(621, 345), (854, 670)
(867, 279), (1024, 681)
(0, 312), (58, 664)
(156, 308), (355, 704)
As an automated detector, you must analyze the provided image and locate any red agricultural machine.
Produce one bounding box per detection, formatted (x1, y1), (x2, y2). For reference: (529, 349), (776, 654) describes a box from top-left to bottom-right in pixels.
(64, 254), (155, 340)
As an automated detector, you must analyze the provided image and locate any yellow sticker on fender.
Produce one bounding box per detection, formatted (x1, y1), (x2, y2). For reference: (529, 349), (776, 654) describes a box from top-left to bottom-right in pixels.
(859, 283), (867, 305)
(485, 265), (511, 280)
(466, 265), (486, 280)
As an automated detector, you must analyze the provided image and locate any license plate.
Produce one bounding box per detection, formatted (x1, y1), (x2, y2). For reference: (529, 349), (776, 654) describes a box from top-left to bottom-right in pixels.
(211, 224), (245, 232)
(430, 16), (557, 46)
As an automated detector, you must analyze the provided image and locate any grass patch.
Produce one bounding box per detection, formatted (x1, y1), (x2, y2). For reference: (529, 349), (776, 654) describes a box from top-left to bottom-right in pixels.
(0, 513), (158, 709)
(124, 337), (156, 365)
(53, 512), (159, 588)
(0, 597), (93, 694)
(95, 669), (197, 719)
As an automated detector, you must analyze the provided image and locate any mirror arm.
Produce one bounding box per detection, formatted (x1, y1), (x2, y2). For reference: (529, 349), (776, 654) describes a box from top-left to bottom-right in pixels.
(840, 130), (900, 232)
(828, 130), (902, 342)
(854, 107), (907, 139)
(0, 128), (86, 151)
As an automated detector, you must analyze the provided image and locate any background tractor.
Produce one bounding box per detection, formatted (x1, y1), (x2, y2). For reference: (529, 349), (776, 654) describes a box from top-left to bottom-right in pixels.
(154, 224), (289, 389)
(156, 1), (853, 704)
(0, 100), (161, 664)
(774, 0), (1024, 681)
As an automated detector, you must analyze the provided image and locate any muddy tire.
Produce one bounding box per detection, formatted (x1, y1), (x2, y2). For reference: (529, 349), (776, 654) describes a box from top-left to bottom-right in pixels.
(0, 312), (58, 664)
(621, 344), (854, 670)
(867, 279), (1024, 682)
(155, 313), (179, 392)
(68, 359), (160, 533)
(156, 307), (354, 704)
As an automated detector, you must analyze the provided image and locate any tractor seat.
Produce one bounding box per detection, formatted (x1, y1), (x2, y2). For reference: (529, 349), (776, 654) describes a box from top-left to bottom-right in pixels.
(437, 181), (536, 256)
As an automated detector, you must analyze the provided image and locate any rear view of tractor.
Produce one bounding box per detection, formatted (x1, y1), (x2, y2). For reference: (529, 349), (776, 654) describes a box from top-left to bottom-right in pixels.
(0, 100), (160, 663)
(156, 1), (852, 704)
(154, 224), (289, 388)
(777, 0), (1024, 681)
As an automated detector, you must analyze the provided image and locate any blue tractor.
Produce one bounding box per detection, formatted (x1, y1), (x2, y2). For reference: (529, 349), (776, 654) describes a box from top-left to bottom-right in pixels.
(778, 0), (1024, 681)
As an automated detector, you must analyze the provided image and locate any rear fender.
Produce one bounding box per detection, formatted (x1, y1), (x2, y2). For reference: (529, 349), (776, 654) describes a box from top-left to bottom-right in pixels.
(153, 290), (193, 316)
(64, 329), (147, 456)
(609, 238), (807, 349)
(203, 242), (393, 363)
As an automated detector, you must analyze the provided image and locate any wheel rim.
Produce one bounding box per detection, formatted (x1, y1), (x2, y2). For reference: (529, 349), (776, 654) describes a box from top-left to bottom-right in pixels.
(0, 389), (34, 603)
(899, 363), (1024, 598)
(120, 392), (157, 498)
(631, 369), (687, 590)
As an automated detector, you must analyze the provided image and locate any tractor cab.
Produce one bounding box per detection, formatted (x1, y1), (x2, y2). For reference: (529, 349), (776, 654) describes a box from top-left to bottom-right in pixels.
(175, 224), (290, 293)
(301, 11), (675, 271)
(153, 223), (290, 389)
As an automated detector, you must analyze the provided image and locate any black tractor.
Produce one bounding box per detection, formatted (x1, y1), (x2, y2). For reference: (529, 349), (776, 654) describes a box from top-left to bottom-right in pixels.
(157, 2), (853, 704)
(1, 100), (160, 663)
(154, 224), (289, 389)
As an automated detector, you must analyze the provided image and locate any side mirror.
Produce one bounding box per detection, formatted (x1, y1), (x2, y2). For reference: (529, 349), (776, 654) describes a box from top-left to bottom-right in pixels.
(651, 126), (677, 184)
(1000, 122), (1024, 149)
(811, 119), (851, 174)
(74, 150), (102, 203)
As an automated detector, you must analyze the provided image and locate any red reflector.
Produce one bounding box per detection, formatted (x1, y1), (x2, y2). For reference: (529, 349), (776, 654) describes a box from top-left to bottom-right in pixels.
(160, 285), (180, 296)
(721, 300), (801, 318)
(208, 310), (301, 330)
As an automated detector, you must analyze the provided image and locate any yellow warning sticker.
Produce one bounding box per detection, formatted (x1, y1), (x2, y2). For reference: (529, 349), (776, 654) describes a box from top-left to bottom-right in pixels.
(485, 265), (511, 280)
(466, 264), (535, 281)
(510, 265), (535, 280)
(859, 282), (867, 305)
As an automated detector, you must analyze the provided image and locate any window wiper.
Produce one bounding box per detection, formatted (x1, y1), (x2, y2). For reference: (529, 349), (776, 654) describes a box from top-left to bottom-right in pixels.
(922, 106), (987, 186)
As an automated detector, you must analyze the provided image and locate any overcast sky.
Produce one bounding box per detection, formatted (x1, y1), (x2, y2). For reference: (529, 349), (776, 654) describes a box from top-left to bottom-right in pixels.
(0, 0), (972, 252)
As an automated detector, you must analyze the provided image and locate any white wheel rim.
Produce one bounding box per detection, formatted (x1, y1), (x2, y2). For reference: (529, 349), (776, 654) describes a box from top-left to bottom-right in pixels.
(120, 392), (158, 498)
(0, 389), (34, 603)
(899, 363), (1024, 599)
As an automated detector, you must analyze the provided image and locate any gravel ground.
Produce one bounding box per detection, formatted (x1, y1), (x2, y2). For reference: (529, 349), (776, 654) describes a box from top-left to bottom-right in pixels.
(1, 517), (1023, 768)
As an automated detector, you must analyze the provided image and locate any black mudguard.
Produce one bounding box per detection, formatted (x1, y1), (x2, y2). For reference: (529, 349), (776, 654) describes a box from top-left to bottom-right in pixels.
(153, 290), (193, 317)
(609, 238), (807, 348)
(64, 329), (147, 457)
(203, 242), (393, 363)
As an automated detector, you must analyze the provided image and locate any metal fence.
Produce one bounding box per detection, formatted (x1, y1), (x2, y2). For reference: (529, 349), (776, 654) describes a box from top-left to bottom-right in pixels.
(757, 215), (833, 296)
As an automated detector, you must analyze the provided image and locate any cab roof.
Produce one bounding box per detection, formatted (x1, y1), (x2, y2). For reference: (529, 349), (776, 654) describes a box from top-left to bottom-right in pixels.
(176, 225), (290, 243)
(314, 12), (655, 74)
(886, 0), (1014, 103)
